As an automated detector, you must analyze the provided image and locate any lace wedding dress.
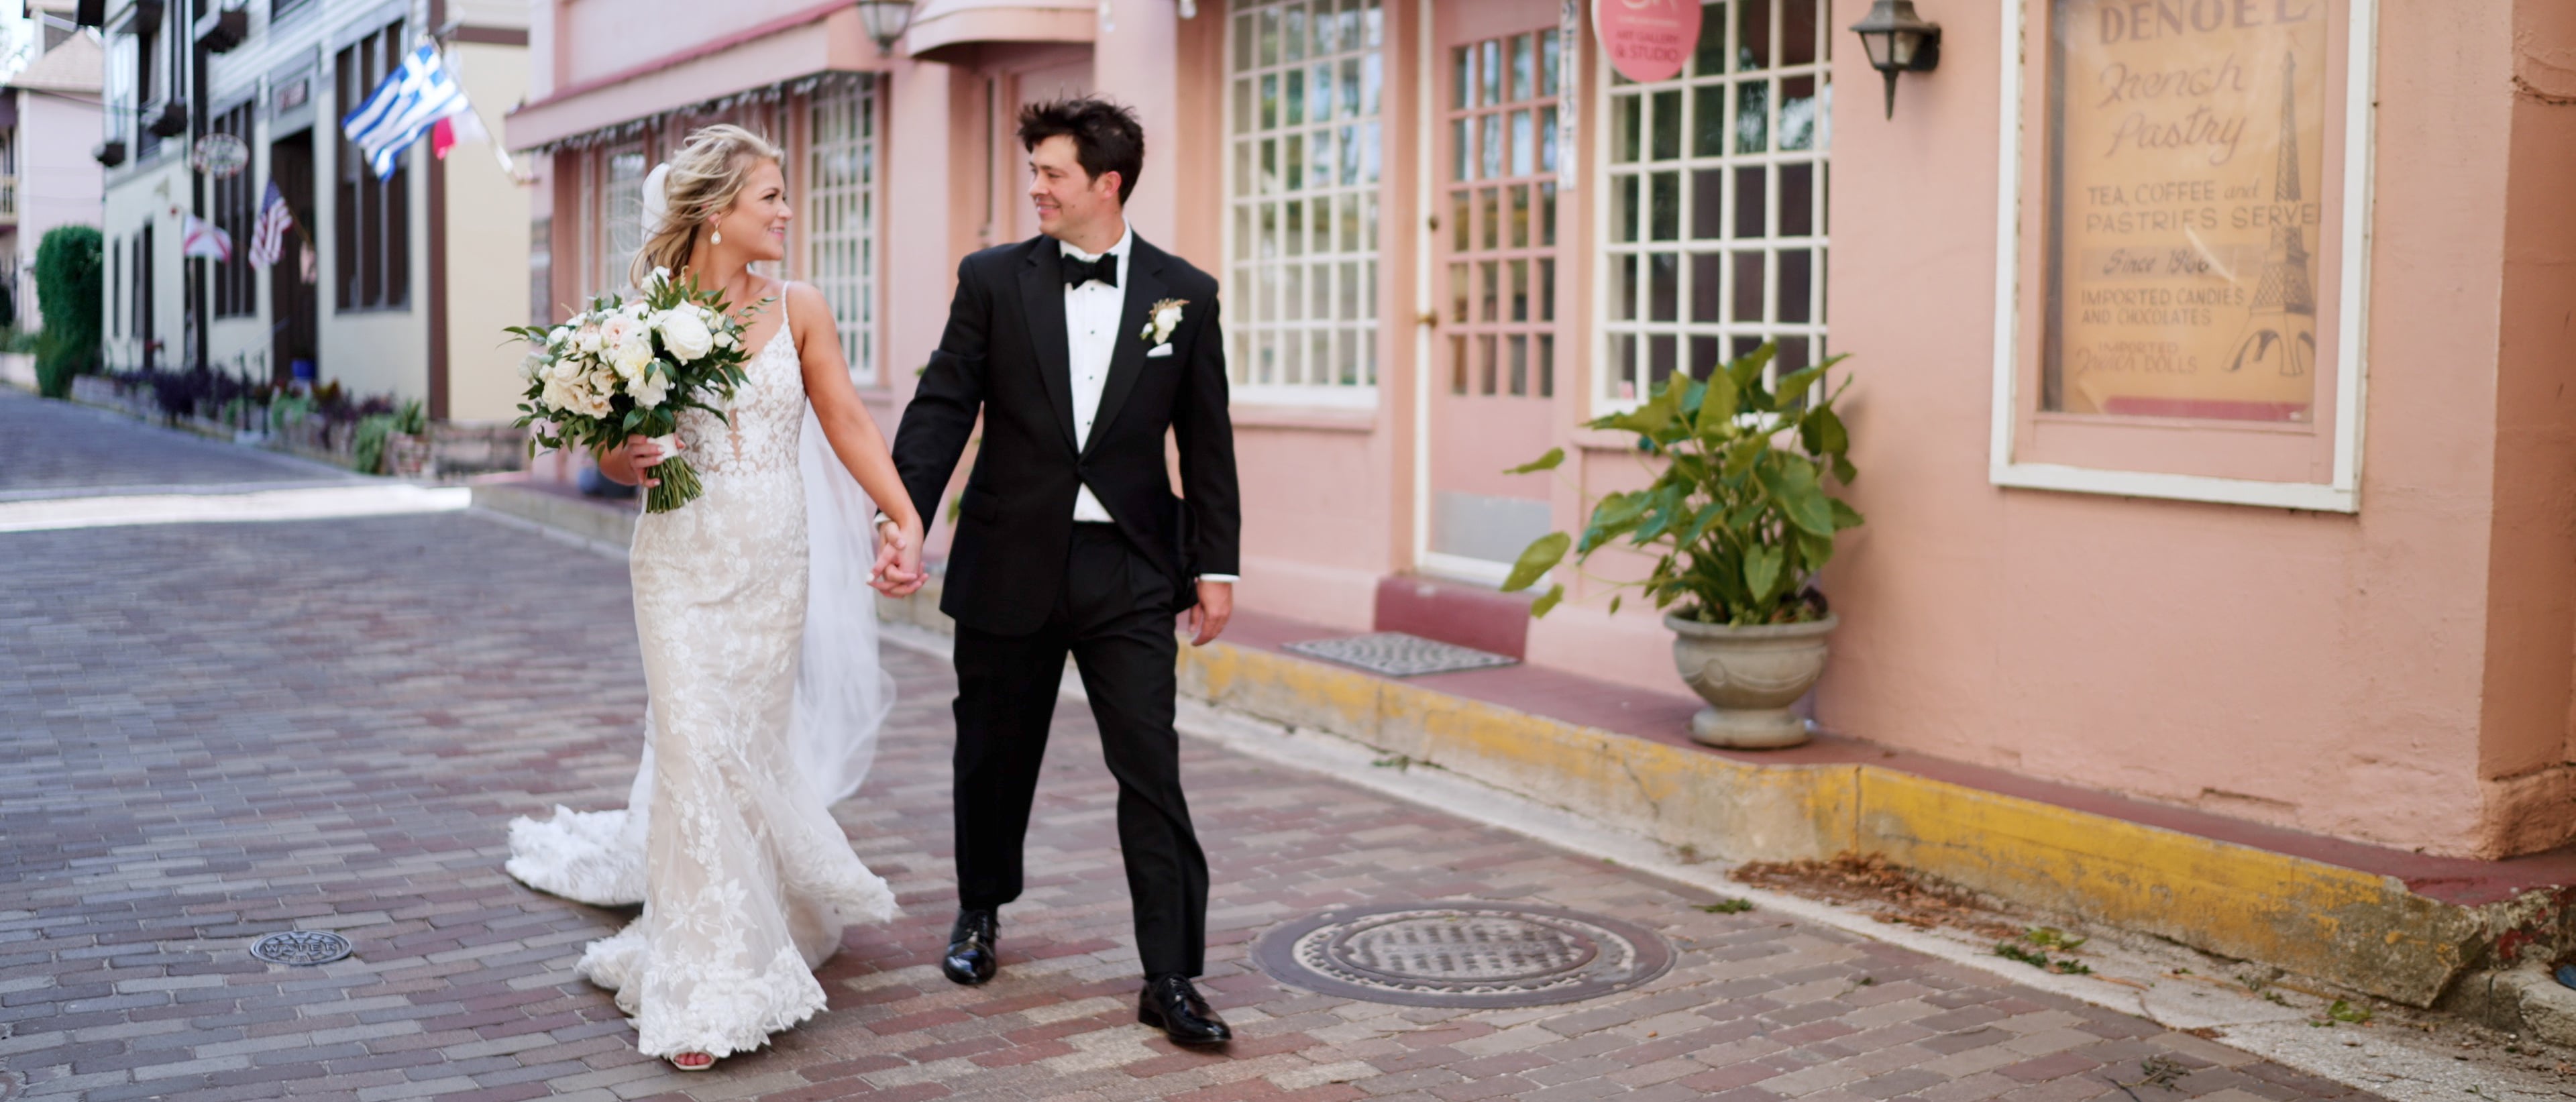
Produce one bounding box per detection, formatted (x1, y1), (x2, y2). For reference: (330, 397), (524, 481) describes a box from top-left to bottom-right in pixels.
(505, 313), (898, 1060)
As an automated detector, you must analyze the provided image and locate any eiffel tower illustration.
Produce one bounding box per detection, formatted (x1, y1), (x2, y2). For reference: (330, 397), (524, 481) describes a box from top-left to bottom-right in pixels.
(2225, 52), (2317, 378)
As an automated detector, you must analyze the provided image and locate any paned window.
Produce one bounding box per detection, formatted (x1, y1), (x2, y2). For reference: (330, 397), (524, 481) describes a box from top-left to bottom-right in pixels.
(1601, 0), (1829, 408)
(598, 144), (648, 294)
(806, 77), (881, 385)
(211, 103), (256, 319)
(1444, 30), (1562, 399)
(335, 20), (409, 311)
(1224, 0), (1384, 405)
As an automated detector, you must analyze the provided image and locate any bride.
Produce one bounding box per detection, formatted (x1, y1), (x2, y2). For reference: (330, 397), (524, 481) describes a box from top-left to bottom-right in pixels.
(504, 123), (928, 1071)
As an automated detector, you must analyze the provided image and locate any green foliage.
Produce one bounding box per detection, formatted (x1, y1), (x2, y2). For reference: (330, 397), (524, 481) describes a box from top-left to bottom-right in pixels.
(268, 389), (316, 435)
(1503, 343), (1861, 624)
(1693, 897), (1754, 914)
(352, 414), (397, 475)
(392, 398), (428, 435)
(32, 225), (105, 398)
(2324, 999), (2371, 1024)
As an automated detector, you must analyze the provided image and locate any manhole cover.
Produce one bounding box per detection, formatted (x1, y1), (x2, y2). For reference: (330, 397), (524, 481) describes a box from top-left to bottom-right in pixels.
(1283, 633), (1517, 677)
(1253, 902), (1673, 1008)
(250, 930), (352, 966)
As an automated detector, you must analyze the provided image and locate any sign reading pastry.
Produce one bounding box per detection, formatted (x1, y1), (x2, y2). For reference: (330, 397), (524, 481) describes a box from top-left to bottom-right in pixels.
(1593, 0), (1702, 85)
(2044, 0), (2331, 423)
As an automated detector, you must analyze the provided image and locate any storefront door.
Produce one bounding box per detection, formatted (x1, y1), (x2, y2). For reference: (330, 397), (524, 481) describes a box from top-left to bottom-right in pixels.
(1424, 0), (1566, 582)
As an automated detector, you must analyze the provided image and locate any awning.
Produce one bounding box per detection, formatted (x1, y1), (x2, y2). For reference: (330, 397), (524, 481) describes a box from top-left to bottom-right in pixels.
(904, 0), (1096, 63)
(506, 1), (876, 152)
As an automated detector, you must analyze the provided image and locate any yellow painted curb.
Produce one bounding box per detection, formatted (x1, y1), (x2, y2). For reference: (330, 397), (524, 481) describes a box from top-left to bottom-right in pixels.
(1179, 640), (2488, 1007)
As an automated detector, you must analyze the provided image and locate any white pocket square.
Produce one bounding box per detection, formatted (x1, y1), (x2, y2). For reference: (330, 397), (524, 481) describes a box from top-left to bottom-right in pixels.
(1146, 343), (1176, 358)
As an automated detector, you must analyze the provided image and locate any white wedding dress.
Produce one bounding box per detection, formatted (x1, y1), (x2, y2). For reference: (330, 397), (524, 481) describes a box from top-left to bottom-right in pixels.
(505, 312), (898, 1060)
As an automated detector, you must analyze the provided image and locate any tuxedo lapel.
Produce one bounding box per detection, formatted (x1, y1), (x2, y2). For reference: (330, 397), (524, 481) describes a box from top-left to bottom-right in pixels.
(1016, 241), (1080, 455)
(1084, 239), (1169, 460)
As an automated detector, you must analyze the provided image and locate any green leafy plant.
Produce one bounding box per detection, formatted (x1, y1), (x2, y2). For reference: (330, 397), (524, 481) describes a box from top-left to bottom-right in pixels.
(352, 414), (397, 475)
(392, 398), (428, 435)
(1694, 897), (1754, 914)
(32, 225), (105, 398)
(1501, 343), (1860, 624)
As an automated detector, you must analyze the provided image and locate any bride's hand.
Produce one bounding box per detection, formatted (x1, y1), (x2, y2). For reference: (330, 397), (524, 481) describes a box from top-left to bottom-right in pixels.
(871, 516), (929, 596)
(612, 435), (678, 488)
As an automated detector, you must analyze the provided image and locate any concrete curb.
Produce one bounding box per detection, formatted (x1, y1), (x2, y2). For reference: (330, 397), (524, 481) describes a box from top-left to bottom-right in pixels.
(1173, 638), (2502, 1009)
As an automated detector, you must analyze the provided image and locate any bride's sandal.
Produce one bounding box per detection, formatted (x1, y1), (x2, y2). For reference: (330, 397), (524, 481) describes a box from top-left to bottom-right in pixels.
(669, 1052), (717, 1072)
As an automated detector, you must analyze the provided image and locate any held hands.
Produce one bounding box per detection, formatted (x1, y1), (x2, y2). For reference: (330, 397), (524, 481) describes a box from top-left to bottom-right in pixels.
(1186, 580), (1233, 647)
(870, 514), (928, 596)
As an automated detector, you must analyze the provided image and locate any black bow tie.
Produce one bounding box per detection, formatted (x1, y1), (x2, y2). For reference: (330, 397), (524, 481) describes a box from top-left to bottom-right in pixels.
(1063, 252), (1118, 288)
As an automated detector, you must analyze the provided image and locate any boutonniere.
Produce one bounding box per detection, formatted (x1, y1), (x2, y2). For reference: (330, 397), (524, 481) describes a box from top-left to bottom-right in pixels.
(1140, 298), (1188, 348)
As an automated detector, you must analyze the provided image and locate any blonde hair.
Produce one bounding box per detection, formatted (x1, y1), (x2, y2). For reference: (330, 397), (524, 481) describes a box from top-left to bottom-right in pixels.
(631, 123), (784, 287)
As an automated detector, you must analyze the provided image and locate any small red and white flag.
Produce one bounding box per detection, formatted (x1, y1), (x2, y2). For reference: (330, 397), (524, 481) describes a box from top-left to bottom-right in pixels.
(180, 213), (233, 263)
(248, 181), (294, 267)
(431, 107), (488, 160)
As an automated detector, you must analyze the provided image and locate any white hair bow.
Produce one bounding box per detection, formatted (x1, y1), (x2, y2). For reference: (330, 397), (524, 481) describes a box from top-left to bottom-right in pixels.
(639, 162), (674, 235)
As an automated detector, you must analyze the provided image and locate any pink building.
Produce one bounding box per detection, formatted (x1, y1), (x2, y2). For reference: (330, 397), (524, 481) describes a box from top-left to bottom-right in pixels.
(3, 2), (101, 329)
(509, 0), (2576, 862)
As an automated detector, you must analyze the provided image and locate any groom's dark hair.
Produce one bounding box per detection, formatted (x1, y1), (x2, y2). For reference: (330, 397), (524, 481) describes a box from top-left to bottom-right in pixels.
(1018, 96), (1145, 205)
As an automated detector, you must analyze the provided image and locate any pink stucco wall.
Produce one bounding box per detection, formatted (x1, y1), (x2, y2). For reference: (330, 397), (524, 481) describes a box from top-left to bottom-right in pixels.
(1817, 0), (2576, 859)
(11, 91), (104, 327)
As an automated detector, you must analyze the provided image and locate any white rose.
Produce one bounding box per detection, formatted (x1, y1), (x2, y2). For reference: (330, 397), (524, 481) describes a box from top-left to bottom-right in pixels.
(656, 309), (714, 362)
(576, 324), (603, 353)
(519, 352), (547, 384)
(630, 372), (672, 408)
(1151, 302), (1184, 344)
(547, 357), (580, 383)
(714, 329), (738, 350)
(598, 315), (642, 351)
(612, 339), (655, 379)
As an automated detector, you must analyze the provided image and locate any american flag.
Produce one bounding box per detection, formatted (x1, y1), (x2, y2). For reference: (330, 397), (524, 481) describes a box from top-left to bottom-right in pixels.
(248, 181), (294, 267)
(339, 44), (471, 180)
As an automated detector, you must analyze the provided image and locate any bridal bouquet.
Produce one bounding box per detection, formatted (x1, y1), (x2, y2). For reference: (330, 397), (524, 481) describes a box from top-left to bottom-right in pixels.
(508, 269), (761, 513)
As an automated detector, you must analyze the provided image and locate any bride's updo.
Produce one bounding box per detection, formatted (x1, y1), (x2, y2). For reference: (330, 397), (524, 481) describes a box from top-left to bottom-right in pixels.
(631, 123), (784, 287)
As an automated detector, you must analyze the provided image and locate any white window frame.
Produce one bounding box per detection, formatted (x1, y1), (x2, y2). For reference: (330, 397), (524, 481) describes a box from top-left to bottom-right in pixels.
(597, 141), (648, 296)
(1592, 0), (1833, 416)
(1222, 0), (1387, 409)
(1986, 0), (2380, 513)
(805, 76), (882, 386)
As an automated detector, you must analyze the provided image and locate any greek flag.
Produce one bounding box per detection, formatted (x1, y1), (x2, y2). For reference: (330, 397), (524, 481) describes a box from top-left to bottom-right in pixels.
(339, 44), (471, 180)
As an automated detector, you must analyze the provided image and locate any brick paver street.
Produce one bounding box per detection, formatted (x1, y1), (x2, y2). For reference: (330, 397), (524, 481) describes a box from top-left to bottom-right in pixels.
(0, 406), (2379, 1101)
(0, 388), (348, 496)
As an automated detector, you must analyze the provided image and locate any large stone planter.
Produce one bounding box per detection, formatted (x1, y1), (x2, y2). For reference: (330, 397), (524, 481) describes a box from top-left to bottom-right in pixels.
(1664, 612), (1837, 749)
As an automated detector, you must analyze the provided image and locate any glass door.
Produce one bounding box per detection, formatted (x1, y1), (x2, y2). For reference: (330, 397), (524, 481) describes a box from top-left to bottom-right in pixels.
(1425, 1), (1565, 581)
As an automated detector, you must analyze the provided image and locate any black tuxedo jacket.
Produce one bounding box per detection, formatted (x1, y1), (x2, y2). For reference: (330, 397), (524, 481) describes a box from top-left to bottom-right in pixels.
(892, 233), (1242, 635)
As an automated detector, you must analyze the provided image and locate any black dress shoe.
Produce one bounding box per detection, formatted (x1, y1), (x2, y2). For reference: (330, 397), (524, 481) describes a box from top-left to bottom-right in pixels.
(1136, 973), (1231, 1046)
(942, 908), (998, 985)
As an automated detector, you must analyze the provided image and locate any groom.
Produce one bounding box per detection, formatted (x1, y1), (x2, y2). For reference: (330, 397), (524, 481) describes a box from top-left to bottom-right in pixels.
(885, 96), (1242, 1046)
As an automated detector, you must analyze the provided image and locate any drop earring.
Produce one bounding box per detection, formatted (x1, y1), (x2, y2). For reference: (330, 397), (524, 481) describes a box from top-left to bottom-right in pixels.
(711, 225), (722, 245)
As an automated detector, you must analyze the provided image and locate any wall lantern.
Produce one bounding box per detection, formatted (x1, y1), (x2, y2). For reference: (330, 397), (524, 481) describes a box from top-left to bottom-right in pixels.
(853, 0), (916, 56)
(1847, 0), (1940, 119)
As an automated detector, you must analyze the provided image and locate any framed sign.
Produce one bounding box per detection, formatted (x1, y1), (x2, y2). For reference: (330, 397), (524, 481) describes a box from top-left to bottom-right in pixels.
(1990, 0), (2379, 512)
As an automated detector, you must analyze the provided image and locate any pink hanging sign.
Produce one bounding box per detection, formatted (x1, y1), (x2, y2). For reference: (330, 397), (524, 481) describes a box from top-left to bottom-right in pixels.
(1593, 0), (1702, 84)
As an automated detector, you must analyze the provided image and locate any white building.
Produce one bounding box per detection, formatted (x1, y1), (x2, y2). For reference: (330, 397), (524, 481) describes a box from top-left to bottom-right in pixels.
(89, 0), (527, 422)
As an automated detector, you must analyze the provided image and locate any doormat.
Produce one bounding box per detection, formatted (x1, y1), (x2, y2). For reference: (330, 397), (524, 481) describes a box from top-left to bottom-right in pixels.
(1283, 632), (1517, 677)
(1253, 901), (1675, 1009)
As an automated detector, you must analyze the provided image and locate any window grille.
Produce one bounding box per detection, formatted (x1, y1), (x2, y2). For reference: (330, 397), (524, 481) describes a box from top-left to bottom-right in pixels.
(805, 77), (881, 385)
(1600, 0), (1829, 408)
(1224, 0), (1384, 406)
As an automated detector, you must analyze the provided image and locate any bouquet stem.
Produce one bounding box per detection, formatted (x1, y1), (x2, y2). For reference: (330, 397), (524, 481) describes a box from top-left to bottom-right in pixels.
(645, 455), (706, 513)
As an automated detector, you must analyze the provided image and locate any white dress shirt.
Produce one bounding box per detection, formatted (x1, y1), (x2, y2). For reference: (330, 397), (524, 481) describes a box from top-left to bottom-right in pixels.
(1059, 227), (1128, 525)
(1059, 225), (1236, 584)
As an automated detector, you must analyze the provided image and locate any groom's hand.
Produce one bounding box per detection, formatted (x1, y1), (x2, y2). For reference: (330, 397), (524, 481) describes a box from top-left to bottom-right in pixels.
(1186, 580), (1233, 647)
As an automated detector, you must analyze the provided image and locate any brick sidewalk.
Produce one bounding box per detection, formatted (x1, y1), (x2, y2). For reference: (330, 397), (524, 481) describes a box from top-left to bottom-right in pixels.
(0, 388), (347, 495)
(0, 513), (2378, 1101)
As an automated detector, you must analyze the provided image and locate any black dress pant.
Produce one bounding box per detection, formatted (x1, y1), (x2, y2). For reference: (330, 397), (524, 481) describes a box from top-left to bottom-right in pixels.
(950, 522), (1209, 977)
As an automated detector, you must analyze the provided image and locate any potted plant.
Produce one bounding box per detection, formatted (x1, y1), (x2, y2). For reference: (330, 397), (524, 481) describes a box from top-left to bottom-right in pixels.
(1503, 343), (1862, 749)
